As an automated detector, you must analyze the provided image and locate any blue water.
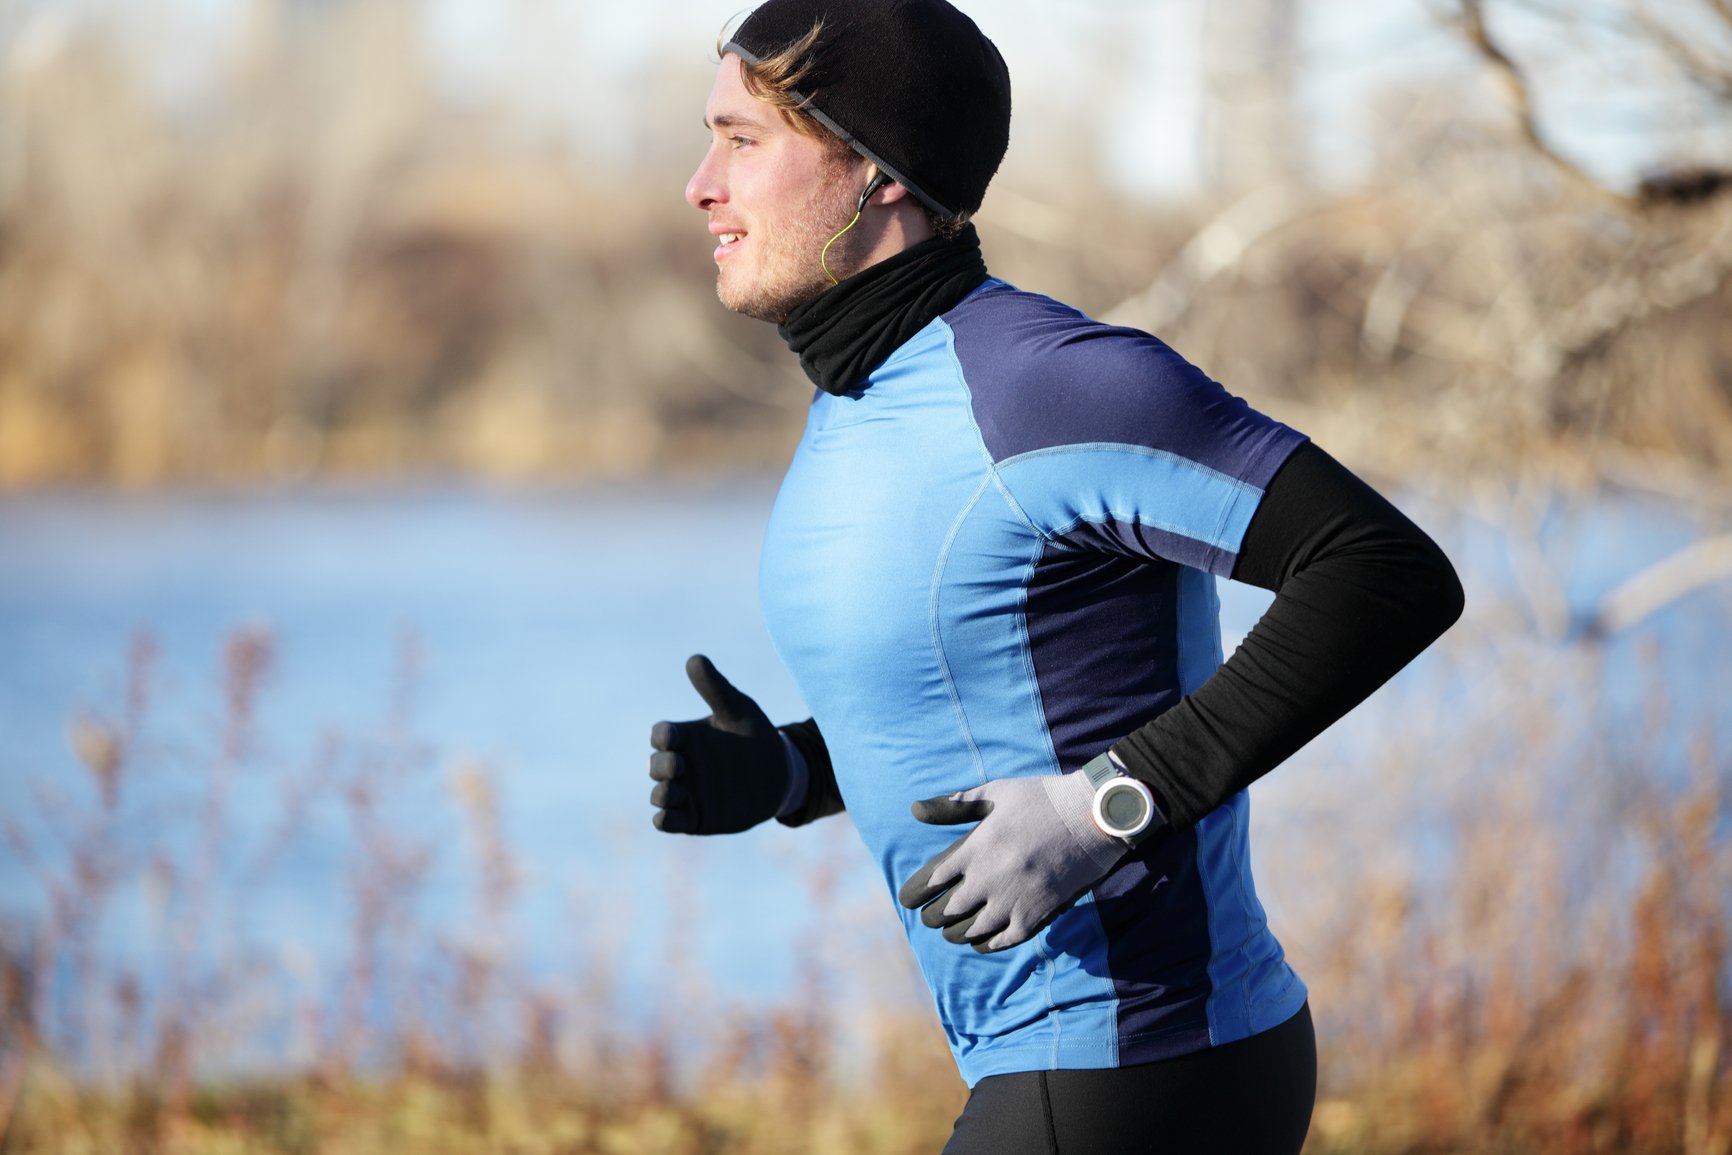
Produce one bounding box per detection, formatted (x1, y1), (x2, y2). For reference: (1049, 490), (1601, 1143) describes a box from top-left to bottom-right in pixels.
(0, 480), (857, 1024)
(2, 480), (1728, 1067)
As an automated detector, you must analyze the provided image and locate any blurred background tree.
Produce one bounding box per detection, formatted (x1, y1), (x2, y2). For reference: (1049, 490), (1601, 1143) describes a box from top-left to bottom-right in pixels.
(0, 0), (1726, 494)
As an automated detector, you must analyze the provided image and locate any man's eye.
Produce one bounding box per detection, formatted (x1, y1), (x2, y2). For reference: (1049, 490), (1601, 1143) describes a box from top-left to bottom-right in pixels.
(730, 135), (754, 149)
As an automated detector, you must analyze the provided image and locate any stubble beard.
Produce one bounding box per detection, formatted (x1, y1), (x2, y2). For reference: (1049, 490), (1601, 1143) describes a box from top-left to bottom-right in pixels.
(717, 158), (866, 324)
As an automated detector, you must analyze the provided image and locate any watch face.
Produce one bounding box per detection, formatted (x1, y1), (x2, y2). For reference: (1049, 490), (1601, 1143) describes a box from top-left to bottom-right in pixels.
(1100, 781), (1150, 833)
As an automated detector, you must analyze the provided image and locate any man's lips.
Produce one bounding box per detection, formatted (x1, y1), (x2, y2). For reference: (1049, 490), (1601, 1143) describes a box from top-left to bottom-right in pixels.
(711, 227), (745, 263)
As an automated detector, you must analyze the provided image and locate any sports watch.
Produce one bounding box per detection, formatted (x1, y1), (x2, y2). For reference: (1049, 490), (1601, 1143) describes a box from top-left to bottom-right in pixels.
(1080, 750), (1166, 846)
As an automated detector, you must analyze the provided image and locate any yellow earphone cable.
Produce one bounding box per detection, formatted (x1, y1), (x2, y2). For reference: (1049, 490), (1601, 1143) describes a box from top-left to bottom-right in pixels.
(820, 208), (865, 286)
(821, 167), (884, 286)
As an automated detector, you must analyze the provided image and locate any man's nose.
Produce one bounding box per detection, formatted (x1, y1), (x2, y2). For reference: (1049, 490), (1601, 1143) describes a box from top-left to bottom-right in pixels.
(686, 152), (723, 211)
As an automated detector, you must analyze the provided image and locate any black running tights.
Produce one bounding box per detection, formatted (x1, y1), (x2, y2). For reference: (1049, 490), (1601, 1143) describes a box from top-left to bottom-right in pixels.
(943, 1003), (1316, 1154)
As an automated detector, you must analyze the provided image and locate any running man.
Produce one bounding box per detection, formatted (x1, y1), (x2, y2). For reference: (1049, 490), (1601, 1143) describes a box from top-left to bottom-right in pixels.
(646, 2), (1463, 1150)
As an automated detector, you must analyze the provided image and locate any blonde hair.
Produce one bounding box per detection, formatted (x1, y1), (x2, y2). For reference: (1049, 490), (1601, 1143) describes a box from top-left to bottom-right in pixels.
(723, 19), (829, 137)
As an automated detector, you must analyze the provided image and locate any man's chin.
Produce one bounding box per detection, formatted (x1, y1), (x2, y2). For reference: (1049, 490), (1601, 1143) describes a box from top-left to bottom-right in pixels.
(717, 273), (827, 325)
(717, 285), (785, 324)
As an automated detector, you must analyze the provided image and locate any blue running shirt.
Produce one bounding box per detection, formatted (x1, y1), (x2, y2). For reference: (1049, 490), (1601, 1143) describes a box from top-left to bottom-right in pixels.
(759, 280), (1310, 1086)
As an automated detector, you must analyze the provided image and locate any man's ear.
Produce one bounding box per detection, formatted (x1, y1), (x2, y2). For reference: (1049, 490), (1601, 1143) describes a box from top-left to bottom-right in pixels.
(874, 178), (915, 206)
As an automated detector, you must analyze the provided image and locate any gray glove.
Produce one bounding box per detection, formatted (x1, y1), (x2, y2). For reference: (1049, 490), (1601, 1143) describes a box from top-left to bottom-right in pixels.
(897, 771), (1129, 953)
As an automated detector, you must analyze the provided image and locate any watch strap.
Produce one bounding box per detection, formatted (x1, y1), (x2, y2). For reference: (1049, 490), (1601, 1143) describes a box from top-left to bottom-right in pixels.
(1080, 750), (1123, 791)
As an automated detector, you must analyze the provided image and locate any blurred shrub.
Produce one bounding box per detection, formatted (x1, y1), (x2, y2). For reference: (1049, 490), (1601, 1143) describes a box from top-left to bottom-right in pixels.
(1, 574), (1728, 1151)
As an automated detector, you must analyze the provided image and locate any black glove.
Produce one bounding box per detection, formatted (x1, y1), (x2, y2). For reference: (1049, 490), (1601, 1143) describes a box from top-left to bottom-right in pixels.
(648, 654), (791, 835)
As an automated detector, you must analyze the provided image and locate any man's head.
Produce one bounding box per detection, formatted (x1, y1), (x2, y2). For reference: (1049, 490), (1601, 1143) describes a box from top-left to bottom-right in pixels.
(685, 0), (1011, 322)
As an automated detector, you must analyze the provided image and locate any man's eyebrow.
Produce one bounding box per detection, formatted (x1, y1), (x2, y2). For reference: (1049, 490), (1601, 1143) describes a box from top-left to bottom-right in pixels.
(705, 112), (771, 132)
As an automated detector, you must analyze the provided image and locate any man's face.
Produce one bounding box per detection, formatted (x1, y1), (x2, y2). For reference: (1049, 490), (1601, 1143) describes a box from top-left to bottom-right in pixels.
(686, 54), (865, 323)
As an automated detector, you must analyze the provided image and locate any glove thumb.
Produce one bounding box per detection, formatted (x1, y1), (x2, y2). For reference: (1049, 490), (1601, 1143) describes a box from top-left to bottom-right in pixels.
(911, 794), (994, 826)
(685, 654), (755, 726)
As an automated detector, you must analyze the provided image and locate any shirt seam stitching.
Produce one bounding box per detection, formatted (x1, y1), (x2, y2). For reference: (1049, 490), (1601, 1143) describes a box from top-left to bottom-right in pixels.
(928, 472), (998, 789)
(995, 441), (1266, 499)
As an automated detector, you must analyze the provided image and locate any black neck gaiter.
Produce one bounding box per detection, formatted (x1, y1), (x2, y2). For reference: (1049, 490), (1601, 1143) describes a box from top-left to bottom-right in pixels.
(778, 225), (989, 395)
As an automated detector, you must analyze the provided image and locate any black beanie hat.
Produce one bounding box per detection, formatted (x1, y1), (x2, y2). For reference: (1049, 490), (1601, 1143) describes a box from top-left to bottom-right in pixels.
(724, 0), (1011, 220)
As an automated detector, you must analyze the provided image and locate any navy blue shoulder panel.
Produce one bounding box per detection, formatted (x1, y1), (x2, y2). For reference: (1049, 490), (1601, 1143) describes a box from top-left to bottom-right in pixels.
(942, 281), (1297, 491)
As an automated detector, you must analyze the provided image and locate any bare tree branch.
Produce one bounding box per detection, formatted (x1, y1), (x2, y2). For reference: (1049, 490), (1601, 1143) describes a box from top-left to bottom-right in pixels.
(1583, 531), (1732, 637)
(1631, 0), (1732, 103)
(1548, 204), (1732, 369)
(1101, 184), (1309, 332)
(1705, 0), (1732, 37)
(1455, 0), (1638, 207)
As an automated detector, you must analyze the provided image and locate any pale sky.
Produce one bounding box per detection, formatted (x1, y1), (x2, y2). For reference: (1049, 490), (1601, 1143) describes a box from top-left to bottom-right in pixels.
(7, 0), (1723, 199)
(395, 0), (1732, 195)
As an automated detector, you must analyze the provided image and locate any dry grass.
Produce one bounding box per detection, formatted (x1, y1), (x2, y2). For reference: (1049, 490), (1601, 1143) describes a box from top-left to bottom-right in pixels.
(1280, 661), (1732, 1155)
(0, 627), (971, 1154)
(1, 564), (1728, 1154)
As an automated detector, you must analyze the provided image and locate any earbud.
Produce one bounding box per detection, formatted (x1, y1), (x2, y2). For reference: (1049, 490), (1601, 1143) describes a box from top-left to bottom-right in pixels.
(855, 168), (893, 214)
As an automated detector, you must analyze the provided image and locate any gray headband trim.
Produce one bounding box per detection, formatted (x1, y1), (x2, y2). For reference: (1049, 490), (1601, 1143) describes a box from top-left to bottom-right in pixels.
(722, 39), (959, 219)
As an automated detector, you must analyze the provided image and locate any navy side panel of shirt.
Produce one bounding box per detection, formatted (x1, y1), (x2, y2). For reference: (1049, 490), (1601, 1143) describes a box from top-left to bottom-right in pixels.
(949, 284), (1308, 1068)
(759, 280), (1308, 1085)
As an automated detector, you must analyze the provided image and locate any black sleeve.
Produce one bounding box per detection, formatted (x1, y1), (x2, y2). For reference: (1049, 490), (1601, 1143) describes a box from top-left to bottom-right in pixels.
(1109, 441), (1465, 829)
(775, 718), (846, 826)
